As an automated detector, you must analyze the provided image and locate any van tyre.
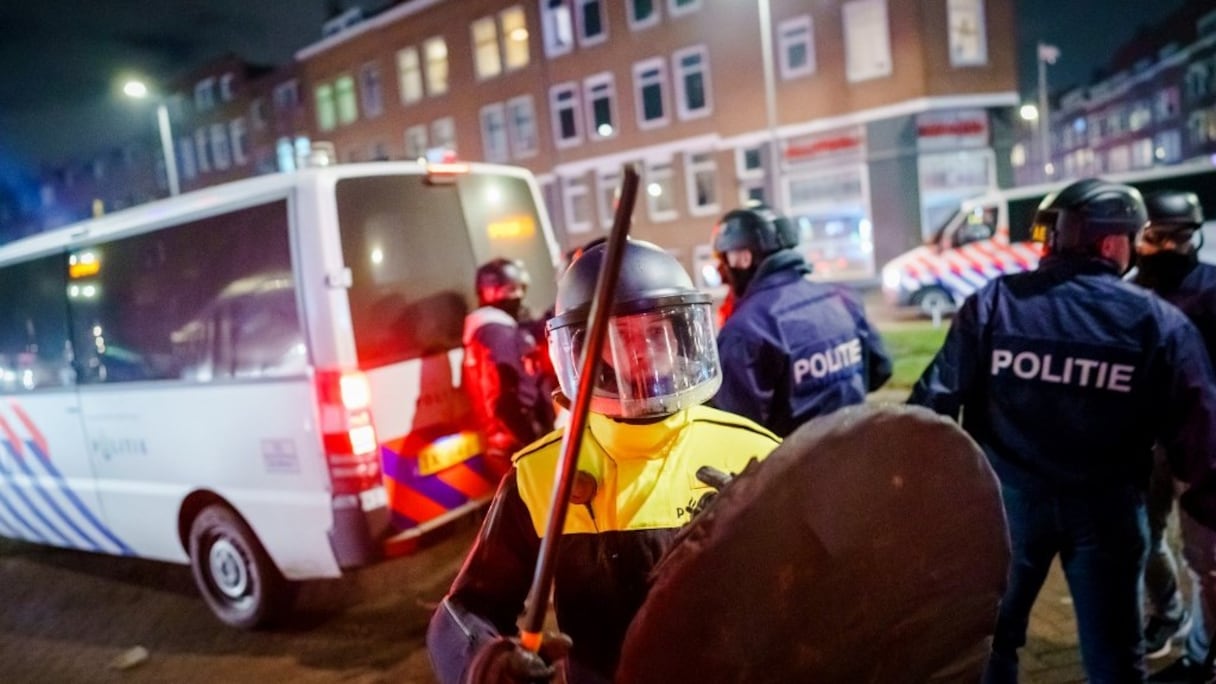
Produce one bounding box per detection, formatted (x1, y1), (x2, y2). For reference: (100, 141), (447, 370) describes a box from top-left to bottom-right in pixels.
(914, 287), (955, 318)
(189, 504), (293, 629)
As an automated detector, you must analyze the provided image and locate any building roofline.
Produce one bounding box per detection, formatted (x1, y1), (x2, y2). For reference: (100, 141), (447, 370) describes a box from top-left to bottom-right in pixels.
(295, 0), (448, 61)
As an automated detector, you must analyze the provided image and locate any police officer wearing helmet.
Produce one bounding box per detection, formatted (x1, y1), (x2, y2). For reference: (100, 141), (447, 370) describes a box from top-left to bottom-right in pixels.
(463, 258), (555, 479)
(428, 240), (781, 684)
(711, 205), (892, 436)
(1132, 191), (1216, 681)
(910, 179), (1216, 683)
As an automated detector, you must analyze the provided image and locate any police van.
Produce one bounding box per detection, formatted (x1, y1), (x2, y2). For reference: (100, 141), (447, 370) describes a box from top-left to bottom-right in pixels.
(881, 158), (1216, 316)
(0, 161), (559, 627)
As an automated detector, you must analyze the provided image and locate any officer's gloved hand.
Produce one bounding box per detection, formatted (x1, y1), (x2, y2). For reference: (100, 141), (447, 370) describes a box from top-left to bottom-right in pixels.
(465, 632), (573, 684)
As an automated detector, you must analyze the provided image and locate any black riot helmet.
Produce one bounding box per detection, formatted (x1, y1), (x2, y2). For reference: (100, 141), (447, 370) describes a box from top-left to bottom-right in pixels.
(1141, 191), (1204, 251)
(474, 258), (530, 306)
(712, 206), (799, 257)
(546, 239), (721, 419)
(1030, 178), (1147, 254)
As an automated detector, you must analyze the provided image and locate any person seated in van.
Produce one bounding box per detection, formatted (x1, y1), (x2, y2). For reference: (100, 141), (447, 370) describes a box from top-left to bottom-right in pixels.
(429, 240), (781, 683)
(462, 258), (556, 479)
(710, 205), (892, 436)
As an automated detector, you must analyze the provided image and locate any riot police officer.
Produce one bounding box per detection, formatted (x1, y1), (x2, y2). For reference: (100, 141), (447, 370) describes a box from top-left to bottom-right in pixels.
(1133, 191), (1216, 681)
(429, 240), (781, 683)
(463, 258), (556, 479)
(909, 179), (1216, 683)
(710, 205), (891, 436)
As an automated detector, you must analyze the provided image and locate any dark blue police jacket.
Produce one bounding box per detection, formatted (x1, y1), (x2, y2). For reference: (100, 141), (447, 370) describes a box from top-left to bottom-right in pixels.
(910, 255), (1216, 502)
(714, 250), (892, 437)
(1140, 261), (1216, 362)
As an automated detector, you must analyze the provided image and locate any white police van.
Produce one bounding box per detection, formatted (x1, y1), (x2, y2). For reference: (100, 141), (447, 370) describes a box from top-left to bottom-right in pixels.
(0, 161), (559, 627)
(881, 159), (1216, 316)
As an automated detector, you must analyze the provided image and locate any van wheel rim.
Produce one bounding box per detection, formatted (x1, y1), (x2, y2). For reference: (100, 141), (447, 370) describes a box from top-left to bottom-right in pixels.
(209, 538), (250, 599)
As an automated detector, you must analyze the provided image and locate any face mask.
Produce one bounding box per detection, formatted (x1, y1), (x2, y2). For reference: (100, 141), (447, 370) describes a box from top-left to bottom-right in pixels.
(493, 297), (524, 320)
(726, 266), (756, 298)
(1136, 251), (1198, 288)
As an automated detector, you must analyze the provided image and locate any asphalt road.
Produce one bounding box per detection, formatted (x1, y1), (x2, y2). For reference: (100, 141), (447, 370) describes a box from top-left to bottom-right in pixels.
(0, 517), (479, 683)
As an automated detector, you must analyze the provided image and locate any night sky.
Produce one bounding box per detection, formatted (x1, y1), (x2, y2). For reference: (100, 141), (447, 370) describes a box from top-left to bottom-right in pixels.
(0, 0), (1195, 180)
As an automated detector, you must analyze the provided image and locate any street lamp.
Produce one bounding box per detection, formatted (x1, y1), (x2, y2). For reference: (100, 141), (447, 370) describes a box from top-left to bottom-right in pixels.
(123, 79), (180, 197)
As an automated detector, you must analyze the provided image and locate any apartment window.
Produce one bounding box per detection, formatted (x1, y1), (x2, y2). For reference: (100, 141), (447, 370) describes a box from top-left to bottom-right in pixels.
(1188, 111), (1208, 148)
(501, 6), (531, 70)
(541, 0), (575, 58)
(843, 0), (892, 82)
(195, 78), (215, 112)
(667, 0), (700, 17)
(597, 169), (621, 228)
(194, 128), (211, 172)
(472, 16), (503, 80)
(405, 125), (428, 160)
(551, 82), (582, 148)
(424, 37), (449, 96)
(274, 80), (300, 111)
(336, 75), (358, 125)
(645, 161), (677, 222)
(737, 145), (766, 177)
(577, 0), (607, 46)
(1187, 63), (1211, 101)
(673, 46), (711, 119)
(1132, 137), (1154, 168)
(584, 73), (617, 140)
(633, 58), (669, 129)
(1155, 129), (1181, 163)
(563, 175), (593, 234)
(628, 0), (660, 30)
(480, 103), (510, 162)
(178, 137), (197, 180)
(778, 15), (816, 79)
(315, 83), (336, 131)
(396, 47), (424, 104)
(219, 73), (235, 102)
(432, 116), (456, 153)
(250, 98), (267, 130)
(1155, 87), (1180, 120)
(948, 0), (987, 67)
(507, 95), (539, 158)
(360, 62), (384, 117)
(685, 151), (719, 216)
(229, 117), (248, 166)
(209, 123), (231, 170)
(371, 141), (390, 161)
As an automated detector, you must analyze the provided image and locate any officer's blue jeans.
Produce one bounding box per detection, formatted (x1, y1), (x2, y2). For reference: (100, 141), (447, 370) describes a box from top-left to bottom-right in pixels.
(1180, 509), (1216, 663)
(1144, 448), (1185, 628)
(984, 484), (1148, 684)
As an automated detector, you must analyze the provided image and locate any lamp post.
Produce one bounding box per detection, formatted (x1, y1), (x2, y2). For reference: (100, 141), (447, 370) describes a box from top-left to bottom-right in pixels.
(757, 0), (783, 210)
(123, 79), (180, 197)
(1035, 43), (1060, 180)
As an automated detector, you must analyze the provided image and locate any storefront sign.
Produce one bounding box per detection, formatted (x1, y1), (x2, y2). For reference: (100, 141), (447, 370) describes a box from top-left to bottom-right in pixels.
(916, 109), (989, 151)
(782, 126), (866, 168)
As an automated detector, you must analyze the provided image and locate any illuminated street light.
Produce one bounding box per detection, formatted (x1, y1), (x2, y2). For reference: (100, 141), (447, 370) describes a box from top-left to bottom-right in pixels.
(1019, 104), (1039, 122)
(122, 78), (180, 197)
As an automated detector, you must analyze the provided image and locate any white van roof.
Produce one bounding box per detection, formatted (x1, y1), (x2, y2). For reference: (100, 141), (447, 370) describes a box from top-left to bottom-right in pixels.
(0, 161), (536, 265)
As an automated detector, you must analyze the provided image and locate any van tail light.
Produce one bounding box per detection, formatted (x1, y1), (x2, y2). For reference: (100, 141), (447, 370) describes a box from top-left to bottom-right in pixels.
(317, 370), (382, 498)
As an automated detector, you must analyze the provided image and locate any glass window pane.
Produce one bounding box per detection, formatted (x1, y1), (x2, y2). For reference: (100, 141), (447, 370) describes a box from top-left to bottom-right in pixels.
(0, 253), (73, 391)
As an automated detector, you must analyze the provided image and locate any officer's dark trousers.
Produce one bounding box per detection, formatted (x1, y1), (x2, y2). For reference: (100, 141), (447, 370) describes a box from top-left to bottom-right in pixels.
(984, 484), (1149, 684)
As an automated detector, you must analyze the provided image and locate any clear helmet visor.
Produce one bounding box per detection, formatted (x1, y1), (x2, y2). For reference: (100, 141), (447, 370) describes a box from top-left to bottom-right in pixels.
(549, 303), (722, 419)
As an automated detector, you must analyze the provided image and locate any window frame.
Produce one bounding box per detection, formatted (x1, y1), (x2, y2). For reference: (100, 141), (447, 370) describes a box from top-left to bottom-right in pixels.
(673, 45), (712, 120)
(684, 150), (720, 217)
(550, 82), (583, 149)
(396, 46), (424, 104)
(576, 0), (608, 47)
(584, 72), (618, 141)
(666, 0), (701, 18)
(229, 117), (248, 166)
(632, 57), (670, 130)
(480, 102), (510, 163)
(562, 174), (594, 235)
(507, 95), (539, 159)
(471, 14), (504, 80)
(778, 15), (816, 79)
(500, 5), (531, 71)
(404, 124), (429, 161)
(423, 36), (450, 97)
(359, 61), (384, 118)
(628, 0), (661, 31)
(540, 0), (575, 58)
(644, 159), (678, 222)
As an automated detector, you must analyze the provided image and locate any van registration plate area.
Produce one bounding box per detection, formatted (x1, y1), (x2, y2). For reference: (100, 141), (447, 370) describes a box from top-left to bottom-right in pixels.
(417, 431), (483, 476)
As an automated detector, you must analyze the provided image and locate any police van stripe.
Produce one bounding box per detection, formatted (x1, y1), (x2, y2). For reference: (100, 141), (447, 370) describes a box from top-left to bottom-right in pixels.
(380, 445), (495, 532)
(0, 458), (73, 547)
(3, 406), (132, 555)
(21, 440), (133, 555)
(6, 452), (103, 551)
(0, 485), (48, 544)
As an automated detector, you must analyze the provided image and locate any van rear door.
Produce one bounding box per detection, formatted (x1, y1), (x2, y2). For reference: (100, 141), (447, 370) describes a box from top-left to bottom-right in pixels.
(335, 170), (556, 535)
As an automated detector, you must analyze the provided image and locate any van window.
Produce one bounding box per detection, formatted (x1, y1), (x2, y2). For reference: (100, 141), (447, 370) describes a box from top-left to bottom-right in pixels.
(953, 206), (997, 247)
(337, 173), (555, 368)
(0, 253), (74, 391)
(67, 200), (300, 383)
